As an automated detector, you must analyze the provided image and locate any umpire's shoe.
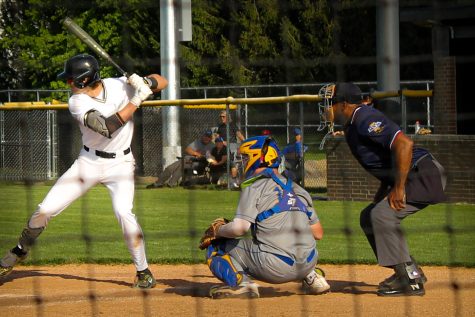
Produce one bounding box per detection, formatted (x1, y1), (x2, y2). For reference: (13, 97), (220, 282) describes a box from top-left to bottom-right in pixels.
(377, 262), (425, 297)
(0, 247), (28, 277)
(379, 256), (427, 288)
(302, 267), (330, 295)
(209, 282), (260, 299)
(133, 268), (157, 289)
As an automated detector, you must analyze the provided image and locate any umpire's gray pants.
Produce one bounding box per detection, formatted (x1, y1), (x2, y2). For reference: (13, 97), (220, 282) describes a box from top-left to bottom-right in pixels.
(360, 200), (427, 267)
(224, 238), (318, 284)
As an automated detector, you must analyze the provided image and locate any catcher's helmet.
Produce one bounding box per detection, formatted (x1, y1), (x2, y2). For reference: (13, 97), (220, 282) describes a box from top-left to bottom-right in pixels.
(58, 54), (100, 88)
(238, 136), (281, 179)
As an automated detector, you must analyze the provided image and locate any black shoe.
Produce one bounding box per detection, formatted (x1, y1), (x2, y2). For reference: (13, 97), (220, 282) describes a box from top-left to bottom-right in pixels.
(377, 275), (425, 296)
(378, 273), (397, 288)
(377, 263), (425, 297)
(410, 256), (428, 284)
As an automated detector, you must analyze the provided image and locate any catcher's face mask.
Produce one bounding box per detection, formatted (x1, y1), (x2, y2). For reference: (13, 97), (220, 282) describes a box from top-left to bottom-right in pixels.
(317, 83), (336, 133)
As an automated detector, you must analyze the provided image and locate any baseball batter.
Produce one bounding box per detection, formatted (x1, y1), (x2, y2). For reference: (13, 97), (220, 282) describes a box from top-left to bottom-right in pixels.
(0, 54), (168, 289)
(199, 136), (330, 299)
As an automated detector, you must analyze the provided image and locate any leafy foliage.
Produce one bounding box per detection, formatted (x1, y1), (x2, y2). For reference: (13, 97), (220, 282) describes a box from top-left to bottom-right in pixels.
(0, 0), (432, 90)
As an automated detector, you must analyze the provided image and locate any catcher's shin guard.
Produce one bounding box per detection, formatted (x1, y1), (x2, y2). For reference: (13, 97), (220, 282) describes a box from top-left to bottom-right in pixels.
(206, 245), (243, 287)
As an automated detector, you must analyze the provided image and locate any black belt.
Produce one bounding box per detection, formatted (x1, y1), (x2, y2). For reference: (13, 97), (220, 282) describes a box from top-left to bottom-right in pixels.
(84, 145), (130, 159)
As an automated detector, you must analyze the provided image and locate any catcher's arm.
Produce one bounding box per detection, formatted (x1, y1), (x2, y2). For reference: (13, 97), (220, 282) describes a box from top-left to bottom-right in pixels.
(217, 218), (251, 238)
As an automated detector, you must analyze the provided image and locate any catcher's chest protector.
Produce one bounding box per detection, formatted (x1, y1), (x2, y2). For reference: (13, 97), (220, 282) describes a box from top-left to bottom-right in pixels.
(255, 173), (312, 223)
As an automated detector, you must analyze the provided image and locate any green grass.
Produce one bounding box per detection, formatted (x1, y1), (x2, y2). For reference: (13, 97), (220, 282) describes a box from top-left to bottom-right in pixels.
(302, 151), (326, 161)
(0, 183), (474, 267)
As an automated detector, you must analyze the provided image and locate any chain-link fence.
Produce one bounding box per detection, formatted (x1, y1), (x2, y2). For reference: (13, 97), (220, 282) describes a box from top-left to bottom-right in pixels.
(0, 80), (433, 189)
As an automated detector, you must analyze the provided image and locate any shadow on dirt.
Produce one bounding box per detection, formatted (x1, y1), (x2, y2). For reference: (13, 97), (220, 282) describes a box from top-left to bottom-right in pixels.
(0, 269), (131, 287)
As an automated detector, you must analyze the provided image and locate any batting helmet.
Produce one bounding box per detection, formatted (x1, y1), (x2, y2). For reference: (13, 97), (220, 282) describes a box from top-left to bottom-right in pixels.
(238, 136), (281, 179)
(58, 54), (101, 89)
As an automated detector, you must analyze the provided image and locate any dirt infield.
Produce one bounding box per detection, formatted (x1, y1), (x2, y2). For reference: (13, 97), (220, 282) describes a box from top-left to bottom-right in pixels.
(0, 264), (474, 317)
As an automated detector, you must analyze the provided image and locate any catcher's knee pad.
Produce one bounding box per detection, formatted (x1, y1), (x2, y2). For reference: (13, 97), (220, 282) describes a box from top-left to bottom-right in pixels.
(206, 245), (242, 287)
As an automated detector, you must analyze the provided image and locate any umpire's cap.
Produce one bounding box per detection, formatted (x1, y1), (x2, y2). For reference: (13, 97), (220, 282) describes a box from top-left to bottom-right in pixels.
(333, 82), (363, 104)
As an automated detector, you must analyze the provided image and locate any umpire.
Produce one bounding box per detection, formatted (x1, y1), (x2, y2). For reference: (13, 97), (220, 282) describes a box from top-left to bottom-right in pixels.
(325, 82), (446, 296)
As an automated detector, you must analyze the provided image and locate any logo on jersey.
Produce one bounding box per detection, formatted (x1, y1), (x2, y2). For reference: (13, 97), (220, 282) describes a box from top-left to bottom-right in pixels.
(368, 121), (384, 133)
(287, 192), (296, 206)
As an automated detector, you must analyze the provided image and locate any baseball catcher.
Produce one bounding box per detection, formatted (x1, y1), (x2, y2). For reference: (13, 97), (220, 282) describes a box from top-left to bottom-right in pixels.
(199, 135), (330, 299)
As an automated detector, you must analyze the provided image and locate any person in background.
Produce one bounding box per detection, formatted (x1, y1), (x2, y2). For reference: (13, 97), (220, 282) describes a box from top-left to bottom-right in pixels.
(147, 130), (215, 188)
(208, 137), (228, 184)
(282, 128), (306, 184)
(216, 110), (245, 156)
(261, 129), (272, 136)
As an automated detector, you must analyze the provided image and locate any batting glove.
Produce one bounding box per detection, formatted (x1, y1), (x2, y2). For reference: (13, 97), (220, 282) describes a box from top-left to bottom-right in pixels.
(130, 83), (153, 107)
(128, 73), (147, 89)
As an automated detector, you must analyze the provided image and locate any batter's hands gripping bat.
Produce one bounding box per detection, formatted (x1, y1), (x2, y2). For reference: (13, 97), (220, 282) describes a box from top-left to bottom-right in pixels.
(63, 17), (128, 77)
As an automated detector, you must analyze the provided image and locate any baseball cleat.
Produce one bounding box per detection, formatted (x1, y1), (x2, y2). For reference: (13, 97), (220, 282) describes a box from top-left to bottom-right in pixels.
(302, 268), (330, 295)
(209, 282), (260, 299)
(133, 268), (156, 289)
(0, 249), (28, 277)
(0, 265), (13, 277)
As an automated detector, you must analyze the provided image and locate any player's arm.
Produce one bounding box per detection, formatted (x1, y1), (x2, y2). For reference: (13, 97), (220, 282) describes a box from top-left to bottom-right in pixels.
(310, 221), (323, 240)
(118, 73), (168, 123)
(217, 218), (251, 238)
(236, 129), (245, 142)
(388, 131), (413, 211)
(144, 74), (168, 93)
(185, 143), (203, 158)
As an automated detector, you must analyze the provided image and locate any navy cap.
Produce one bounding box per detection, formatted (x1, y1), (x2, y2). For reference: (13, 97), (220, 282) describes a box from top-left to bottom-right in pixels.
(215, 136), (224, 143)
(293, 128), (302, 135)
(334, 82), (362, 104)
(203, 130), (213, 137)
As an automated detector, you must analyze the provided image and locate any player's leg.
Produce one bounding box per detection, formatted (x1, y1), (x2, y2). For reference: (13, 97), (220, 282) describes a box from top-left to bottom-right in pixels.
(205, 239), (259, 299)
(1, 157), (99, 276)
(367, 200), (428, 296)
(103, 158), (155, 289)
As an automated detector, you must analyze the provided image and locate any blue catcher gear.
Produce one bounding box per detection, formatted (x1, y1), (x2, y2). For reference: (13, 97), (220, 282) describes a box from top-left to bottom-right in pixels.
(239, 136), (281, 179)
(206, 243), (243, 287)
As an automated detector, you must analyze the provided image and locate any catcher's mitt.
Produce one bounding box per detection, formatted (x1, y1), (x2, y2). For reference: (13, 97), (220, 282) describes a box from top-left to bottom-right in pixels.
(199, 217), (229, 250)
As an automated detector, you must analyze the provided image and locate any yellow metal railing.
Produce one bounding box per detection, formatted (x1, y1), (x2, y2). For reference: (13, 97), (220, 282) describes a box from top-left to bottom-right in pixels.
(0, 90), (432, 111)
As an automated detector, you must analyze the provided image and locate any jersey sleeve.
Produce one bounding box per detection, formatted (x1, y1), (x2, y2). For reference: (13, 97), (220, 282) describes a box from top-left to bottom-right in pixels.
(68, 94), (95, 126)
(235, 186), (260, 223)
(354, 108), (401, 149)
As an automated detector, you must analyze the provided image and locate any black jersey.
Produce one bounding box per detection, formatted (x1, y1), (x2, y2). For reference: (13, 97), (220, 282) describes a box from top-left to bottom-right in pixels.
(344, 106), (429, 183)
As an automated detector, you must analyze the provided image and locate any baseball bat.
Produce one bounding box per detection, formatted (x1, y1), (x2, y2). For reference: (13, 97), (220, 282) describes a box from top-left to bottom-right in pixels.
(63, 17), (128, 77)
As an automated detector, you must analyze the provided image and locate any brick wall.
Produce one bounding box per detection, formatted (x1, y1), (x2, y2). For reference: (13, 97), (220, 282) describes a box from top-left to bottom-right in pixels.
(325, 135), (475, 203)
(434, 57), (457, 134)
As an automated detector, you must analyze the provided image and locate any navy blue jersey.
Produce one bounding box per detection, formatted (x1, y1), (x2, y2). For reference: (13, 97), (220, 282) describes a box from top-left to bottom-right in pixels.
(344, 106), (429, 183)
